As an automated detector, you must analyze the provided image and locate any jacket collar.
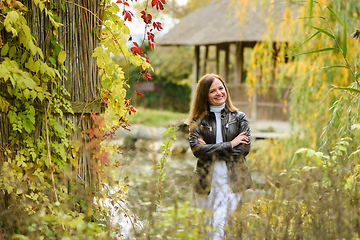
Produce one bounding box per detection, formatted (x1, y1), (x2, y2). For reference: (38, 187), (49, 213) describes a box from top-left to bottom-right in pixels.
(206, 103), (229, 116)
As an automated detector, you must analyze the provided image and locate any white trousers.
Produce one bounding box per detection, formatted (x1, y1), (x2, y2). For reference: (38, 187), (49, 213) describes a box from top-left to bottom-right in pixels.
(195, 161), (242, 240)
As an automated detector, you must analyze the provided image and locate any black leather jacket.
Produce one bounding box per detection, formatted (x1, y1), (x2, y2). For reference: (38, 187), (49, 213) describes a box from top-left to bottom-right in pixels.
(189, 106), (252, 194)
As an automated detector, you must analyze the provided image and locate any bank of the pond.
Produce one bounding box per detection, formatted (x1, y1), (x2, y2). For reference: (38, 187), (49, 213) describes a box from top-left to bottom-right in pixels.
(106, 124), (271, 203)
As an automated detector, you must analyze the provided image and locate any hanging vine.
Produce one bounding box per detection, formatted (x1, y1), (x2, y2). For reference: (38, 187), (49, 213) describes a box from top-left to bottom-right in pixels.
(0, 0), (166, 238)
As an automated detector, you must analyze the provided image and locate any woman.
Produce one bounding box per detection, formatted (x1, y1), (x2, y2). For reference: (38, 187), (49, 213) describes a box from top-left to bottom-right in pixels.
(185, 73), (252, 239)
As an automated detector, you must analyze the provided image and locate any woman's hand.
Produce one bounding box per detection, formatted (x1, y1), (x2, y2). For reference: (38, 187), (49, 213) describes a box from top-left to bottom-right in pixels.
(198, 138), (206, 145)
(230, 131), (249, 148)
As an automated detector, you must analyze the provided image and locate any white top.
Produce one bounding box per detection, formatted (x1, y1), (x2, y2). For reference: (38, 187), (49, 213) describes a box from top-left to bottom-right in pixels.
(209, 103), (225, 144)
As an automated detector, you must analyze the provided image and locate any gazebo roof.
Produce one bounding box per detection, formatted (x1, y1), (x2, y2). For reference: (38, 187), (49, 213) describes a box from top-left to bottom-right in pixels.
(157, 0), (294, 46)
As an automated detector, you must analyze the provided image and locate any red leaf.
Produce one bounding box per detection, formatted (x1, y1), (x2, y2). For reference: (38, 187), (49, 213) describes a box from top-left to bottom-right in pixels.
(144, 53), (150, 63)
(153, 22), (163, 31)
(130, 42), (144, 56)
(127, 106), (137, 115)
(135, 90), (145, 97)
(124, 97), (132, 106)
(124, 2), (129, 6)
(151, 0), (167, 10)
(91, 165), (101, 174)
(87, 128), (94, 138)
(147, 31), (156, 49)
(140, 11), (152, 24)
(90, 112), (97, 121)
(144, 70), (152, 82)
(116, 0), (122, 3)
(122, 10), (134, 22)
(98, 151), (109, 166)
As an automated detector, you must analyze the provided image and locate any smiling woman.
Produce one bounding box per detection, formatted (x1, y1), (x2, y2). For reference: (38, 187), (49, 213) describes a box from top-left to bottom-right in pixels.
(208, 78), (227, 106)
(185, 73), (252, 239)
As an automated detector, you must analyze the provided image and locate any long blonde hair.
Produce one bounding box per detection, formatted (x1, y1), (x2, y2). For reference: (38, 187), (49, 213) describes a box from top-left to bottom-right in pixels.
(185, 73), (238, 125)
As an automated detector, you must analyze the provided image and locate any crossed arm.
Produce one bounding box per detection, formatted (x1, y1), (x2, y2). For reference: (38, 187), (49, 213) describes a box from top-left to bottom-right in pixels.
(197, 131), (249, 147)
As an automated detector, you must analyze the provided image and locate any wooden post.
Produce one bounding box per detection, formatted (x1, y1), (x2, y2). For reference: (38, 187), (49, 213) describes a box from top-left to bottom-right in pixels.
(235, 42), (244, 83)
(203, 45), (209, 75)
(251, 84), (258, 122)
(224, 44), (230, 82)
(216, 45), (220, 74)
(192, 46), (200, 99)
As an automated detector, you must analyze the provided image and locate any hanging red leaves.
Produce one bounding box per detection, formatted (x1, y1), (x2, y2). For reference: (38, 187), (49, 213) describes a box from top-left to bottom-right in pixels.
(130, 42), (144, 56)
(151, 0), (167, 10)
(135, 90), (145, 97)
(153, 22), (163, 31)
(144, 70), (153, 82)
(141, 10), (152, 24)
(123, 10), (134, 22)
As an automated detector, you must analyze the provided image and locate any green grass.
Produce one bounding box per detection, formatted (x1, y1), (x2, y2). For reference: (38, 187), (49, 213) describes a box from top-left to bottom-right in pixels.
(127, 107), (188, 127)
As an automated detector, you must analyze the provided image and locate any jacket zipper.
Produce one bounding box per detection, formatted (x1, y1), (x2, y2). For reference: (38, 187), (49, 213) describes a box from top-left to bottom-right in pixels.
(225, 121), (237, 128)
(201, 125), (212, 131)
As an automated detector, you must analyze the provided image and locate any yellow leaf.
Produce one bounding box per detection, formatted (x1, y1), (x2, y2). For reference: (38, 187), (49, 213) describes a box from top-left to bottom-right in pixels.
(23, 89), (30, 99)
(1, 43), (9, 56)
(58, 51), (66, 64)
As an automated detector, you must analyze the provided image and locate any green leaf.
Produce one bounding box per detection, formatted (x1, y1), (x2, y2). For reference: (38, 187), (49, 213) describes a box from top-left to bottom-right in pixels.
(161, 130), (170, 136)
(21, 52), (28, 64)
(58, 51), (66, 64)
(309, 0), (314, 25)
(306, 149), (316, 157)
(323, 6), (343, 26)
(308, 25), (335, 39)
(291, 31), (320, 52)
(9, 46), (16, 59)
(23, 89), (30, 99)
(37, 47), (44, 60)
(321, 65), (349, 70)
(23, 117), (34, 133)
(314, 152), (324, 159)
(1, 43), (9, 56)
(25, 57), (34, 71)
(342, 21), (347, 57)
(61, 2), (66, 11)
(350, 149), (360, 158)
(356, 73), (360, 80)
(351, 124), (360, 131)
(102, 78), (111, 90)
(22, 75), (36, 89)
(295, 148), (308, 154)
(48, 57), (56, 67)
(287, 47), (339, 57)
(332, 86), (360, 94)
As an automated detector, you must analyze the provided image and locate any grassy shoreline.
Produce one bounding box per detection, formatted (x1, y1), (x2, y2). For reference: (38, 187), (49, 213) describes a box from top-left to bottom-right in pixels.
(127, 107), (188, 127)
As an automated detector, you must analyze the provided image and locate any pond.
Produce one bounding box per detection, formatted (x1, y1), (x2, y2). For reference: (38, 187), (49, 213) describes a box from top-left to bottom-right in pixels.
(103, 124), (269, 239)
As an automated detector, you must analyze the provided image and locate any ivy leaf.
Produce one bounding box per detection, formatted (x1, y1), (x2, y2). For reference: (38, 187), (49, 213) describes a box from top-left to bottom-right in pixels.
(23, 117), (34, 133)
(21, 52), (28, 64)
(1, 43), (9, 56)
(9, 46), (16, 59)
(48, 57), (56, 67)
(58, 51), (66, 64)
(23, 89), (30, 99)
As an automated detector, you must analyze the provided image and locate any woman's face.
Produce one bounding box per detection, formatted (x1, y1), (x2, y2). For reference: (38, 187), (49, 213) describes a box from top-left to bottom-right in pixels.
(208, 78), (227, 106)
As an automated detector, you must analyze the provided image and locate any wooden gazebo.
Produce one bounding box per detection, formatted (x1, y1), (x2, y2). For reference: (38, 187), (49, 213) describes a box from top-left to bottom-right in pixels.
(158, 0), (294, 124)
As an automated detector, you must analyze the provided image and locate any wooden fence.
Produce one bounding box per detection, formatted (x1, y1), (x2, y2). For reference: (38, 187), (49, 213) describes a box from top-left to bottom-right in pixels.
(0, 0), (102, 211)
(228, 83), (291, 122)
